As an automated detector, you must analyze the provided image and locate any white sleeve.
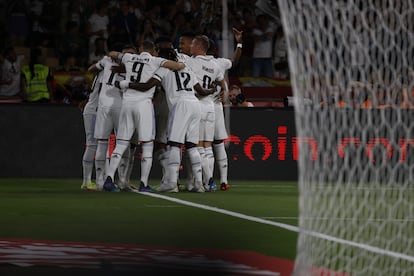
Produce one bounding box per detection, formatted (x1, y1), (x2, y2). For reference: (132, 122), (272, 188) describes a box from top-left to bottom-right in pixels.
(95, 57), (106, 70)
(153, 67), (169, 81)
(218, 58), (232, 71)
(153, 56), (168, 68)
(121, 53), (132, 64)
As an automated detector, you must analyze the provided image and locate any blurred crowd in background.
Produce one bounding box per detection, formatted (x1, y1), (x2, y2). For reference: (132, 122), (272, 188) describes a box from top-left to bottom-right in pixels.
(0, 0), (287, 75)
(0, 0), (287, 104)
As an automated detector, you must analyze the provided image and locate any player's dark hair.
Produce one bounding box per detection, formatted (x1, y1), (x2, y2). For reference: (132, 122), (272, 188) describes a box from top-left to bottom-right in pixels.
(207, 38), (216, 55)
(122, 44), (137, 52)
(157, 48), (178, 62)
(180, 31), (196, 39)
(141, 40), (155, 52)
(155, 36), (172, 45)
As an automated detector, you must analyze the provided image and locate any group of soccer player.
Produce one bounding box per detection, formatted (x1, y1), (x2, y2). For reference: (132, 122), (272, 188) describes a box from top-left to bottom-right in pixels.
(80, 28), (243, 193)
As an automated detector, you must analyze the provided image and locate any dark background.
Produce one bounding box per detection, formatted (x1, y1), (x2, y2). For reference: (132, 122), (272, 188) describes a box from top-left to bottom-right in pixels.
(0, 104), (299, 180)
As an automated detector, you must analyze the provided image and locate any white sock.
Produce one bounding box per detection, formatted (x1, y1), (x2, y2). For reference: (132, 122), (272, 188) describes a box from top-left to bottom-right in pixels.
(166, 146), (181, 186)
(140, 141), (154, 186)
(106, 140), (130, 181)
(117, 146), (130, 187)
(82, 144), (96, 184)
(187, 147), (203, 189)
(213, 142), (228, 184)
(156, 147), (169, 183)
(184, 150), (194, 186)
(95, 140), (108, 187)
(198, 146), (211, 185)
(205, 146), (215, 180)
(125, 144), (137, 185)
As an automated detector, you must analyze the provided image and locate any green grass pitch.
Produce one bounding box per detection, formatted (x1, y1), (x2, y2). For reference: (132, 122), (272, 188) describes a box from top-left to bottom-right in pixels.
(0, 178), (299, 275)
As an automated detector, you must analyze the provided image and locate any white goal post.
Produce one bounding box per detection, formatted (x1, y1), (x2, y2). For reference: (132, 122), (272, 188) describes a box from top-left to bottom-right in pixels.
(277, 0), (414, 275)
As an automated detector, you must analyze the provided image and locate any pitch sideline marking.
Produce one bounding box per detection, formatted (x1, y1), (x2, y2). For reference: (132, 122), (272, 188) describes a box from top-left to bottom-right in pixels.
(137, 191), (414, 264)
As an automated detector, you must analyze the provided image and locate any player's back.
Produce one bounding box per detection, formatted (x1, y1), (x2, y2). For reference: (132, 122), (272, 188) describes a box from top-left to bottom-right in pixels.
(121, 52), (166, 101)
(96, 56), (124, 108)
(186, 55), (223, 103)
(155, 66), (199, 110)
(83, 70), (103, 115)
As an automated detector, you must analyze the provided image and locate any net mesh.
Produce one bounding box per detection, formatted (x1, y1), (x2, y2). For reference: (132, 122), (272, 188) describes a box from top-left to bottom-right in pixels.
(277, 0), (414, 275)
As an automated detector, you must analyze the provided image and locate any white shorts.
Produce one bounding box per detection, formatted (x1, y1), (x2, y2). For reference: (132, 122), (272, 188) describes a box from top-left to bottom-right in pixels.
(83, 113), (97, 146)
(94, 105), (121, 139)
(168, 98), (201, 145)
(199, 100), (215, 142)
(214, 102), (228, 140)
(116, 99), (155, 142)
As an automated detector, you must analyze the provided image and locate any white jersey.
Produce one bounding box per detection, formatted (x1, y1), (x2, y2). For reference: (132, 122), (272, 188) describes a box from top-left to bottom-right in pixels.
(177, 52), (190, 63)
(120, 52), (167, 101)
(185, 55), (224, 108)
(95, 56), (124, 108)
(153, 66), (201, 145)
(83, 71), (102, 115)
(208, 56), (232, 104)
(153, 66), (199, 109)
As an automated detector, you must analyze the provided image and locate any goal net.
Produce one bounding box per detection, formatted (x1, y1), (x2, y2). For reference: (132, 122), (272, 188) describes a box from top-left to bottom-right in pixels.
(277, 0), (414, 275)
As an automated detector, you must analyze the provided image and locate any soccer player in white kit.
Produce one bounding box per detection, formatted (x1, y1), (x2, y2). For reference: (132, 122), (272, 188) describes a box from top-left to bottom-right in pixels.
(207, 28), (243, 191)
(80, 70), (101, 190)
(88, 46), (136, 190)
(120, 48), (215, 192)
(186, 35), (227, 192)
(103, 40), (185, 192)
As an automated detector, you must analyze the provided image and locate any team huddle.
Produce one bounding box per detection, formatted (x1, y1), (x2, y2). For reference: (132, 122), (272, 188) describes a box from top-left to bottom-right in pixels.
(80, 29), (243, 193)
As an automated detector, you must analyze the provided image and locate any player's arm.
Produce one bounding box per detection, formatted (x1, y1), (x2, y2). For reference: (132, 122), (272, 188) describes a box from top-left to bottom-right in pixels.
(161, 60), (185, 71)
(217, 79), (229, 104)
(231, 27), (243, 65)
(217, 79), (229, 103)
(87, 63), (98, 73)
(117, 78), (161, 92)
(111, 64), (126, 73)
(108, 51), (122, 61)
(194, 82), (215, 96)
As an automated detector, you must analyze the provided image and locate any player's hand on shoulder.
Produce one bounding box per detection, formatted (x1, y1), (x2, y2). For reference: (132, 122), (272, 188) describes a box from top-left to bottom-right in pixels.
(177, 62), (185, 71)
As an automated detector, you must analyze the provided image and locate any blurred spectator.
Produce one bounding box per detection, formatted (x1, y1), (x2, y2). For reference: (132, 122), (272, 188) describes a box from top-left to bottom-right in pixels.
(171, 12), (192, 49)
(88, 37), (107, 66)
(137, 19), (159, 47)
(226, 84), (254, 107)
(86, 1), (109, 56)
(53, 54), (89, 105)
(6, 1), (30, 46)
(28, 0), (60, 48)
(273, 26), (288, 79)
(58, 20), (88, 66)
(252, 14), (275, 77)
(21, 47), (54, 103)
(0, 47), (26, 99)
(108, 0), (138, 51)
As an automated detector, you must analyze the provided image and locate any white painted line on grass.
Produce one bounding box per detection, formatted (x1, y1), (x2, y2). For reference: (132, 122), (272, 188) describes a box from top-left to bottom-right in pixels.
(137, 191), (414, 264)
(137, 191), (299, 232)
